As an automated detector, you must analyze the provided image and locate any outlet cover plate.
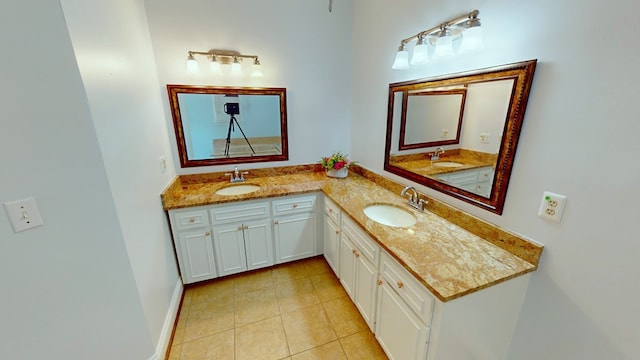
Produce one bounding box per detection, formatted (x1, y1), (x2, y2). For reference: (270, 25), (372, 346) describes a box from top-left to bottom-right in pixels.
(538, 191), (567, 222)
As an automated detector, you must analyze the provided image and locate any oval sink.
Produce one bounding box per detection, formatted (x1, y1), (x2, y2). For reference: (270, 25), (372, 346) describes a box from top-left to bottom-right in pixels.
(364, 204), (417, 228)
(215, 184), (261, 196)
(432, 161), (464, 168)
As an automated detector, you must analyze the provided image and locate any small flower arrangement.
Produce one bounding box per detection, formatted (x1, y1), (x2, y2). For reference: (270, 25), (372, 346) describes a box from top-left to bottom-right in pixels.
(321, 151), (353, 171)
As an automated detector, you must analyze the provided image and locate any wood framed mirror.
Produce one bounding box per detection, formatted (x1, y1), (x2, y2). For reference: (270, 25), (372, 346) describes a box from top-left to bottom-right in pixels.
(167, 85), (288, 167)
(384, 60), (537, 214)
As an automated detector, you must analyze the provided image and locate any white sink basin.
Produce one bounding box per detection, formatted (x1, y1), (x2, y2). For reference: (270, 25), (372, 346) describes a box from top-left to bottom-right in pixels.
(364, 204), (417, 228)
(215, 184), (261, 196)
(432, 161), (464, 168)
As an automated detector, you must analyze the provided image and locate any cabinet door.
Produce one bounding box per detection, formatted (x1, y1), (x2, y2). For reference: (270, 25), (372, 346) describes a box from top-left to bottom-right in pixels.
(273, 212), (317, 264)
(212, 223), (247, 277)
(177, 228), (217, 284)
(323, 217), (340, 276)
(375, 280), (429, 360)
(339, 237), (357, 301)
(243, 219), (274, 271)
(355, 255), (378, 331)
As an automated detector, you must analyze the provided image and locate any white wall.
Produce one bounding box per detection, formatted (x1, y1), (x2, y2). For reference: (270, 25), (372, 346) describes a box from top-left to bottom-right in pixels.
(352, 0), (640, 359)
(144, 0), (354, 174)
(59, 0), (181, 356)
(0, 1), (154, 359)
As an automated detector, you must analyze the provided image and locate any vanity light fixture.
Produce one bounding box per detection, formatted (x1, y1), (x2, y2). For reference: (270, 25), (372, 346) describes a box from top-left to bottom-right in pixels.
(392, 10), (483, 69)
(186, 49), (263, 77)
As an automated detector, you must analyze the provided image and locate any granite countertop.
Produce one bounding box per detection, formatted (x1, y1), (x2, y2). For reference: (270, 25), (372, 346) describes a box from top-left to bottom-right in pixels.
(161, 169), (539, 302)
(389, 148), (498, 177)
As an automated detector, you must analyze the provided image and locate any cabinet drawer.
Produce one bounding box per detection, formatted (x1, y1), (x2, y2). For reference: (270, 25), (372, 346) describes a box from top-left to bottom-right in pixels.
(379, 251), (434, 324)
(324, 197), (341, 224)
(211, 201), (270, 224)
(272, 194), (317, 216)
(171, 208), (210, 231)
(477, 167), (494, 181)
(342, 216), (379, 266)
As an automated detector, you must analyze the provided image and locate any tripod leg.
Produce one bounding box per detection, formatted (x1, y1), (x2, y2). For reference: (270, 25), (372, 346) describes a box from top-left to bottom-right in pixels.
(224, 116), (234, 157)
(233, 118), (256, 155)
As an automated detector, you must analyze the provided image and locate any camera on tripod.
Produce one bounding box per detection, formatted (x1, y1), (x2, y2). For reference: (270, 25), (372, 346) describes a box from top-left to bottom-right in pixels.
(224, 102), (240, 116)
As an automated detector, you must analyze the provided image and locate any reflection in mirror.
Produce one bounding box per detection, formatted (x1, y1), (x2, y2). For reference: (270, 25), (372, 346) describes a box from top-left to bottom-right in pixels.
(399, 88), (467, 149)
(384, 60), (537, 214)
(167, 85), (288, 167)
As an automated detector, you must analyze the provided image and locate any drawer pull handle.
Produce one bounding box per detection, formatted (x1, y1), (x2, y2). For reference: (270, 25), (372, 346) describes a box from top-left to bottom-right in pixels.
(352, 249), (356, 255)
(397, 281), (404, 289)
(377, 279), (383, 286)
(189, 218), (195, 223)
(274, 220), (279, 225)
(205, 231), (210, 236)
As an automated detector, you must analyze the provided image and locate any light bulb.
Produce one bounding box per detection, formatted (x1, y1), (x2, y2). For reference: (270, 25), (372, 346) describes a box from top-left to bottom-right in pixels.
(433, 35), (453, 58)
(209, 57), (221, 74)
(410, 37), (429, 65)
(459, 26), (484, 53)
(251, 58), (263, 77)
(392, 45), (410, 69)
(230, 58), (243, 76)
(186, 54), (199, 74)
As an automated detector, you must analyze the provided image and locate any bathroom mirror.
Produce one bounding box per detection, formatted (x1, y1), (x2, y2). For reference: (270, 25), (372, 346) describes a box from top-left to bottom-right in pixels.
(167, 85), (288, 167)
(384, 60), (537, 214)
(399, 88), (467, 150)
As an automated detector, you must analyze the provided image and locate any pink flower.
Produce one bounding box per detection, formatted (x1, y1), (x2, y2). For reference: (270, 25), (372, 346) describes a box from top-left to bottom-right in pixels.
(334, 161), (345, 170)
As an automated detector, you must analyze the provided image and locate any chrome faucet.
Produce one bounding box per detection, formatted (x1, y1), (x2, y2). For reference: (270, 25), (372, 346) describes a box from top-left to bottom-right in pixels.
(225, 166), (249, 183)
(400, 186), (427, 211)
(430, 147), (445, 161)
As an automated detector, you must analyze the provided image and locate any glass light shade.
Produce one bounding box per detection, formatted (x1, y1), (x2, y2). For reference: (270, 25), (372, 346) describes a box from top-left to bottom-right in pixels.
(186, 57), (200, 74)
(209, 60), (221, 74)
(230, 62), (243, 76)
(251, 63), (263, 78)
(433, 36), (453, 58)
(459, 26), (484, 53)
(410, 43), (429, 65)
(392, 49), (410, 69)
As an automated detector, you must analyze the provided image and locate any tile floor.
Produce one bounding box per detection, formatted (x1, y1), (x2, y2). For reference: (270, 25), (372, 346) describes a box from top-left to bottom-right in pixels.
(168, 256), (388, 360)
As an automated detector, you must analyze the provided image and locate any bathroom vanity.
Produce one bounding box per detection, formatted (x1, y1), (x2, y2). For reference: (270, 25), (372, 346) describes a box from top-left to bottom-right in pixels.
(161, 166), (542, 360)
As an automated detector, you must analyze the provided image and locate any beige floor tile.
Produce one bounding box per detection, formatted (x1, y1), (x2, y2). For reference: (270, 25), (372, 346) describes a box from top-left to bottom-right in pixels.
(303, 256), (332, 276)
(282, 303), (337, 355)
(235, 287), (280, 325)
(340, 330), (388, 360)
(310, 272), (347, 302)
(290, 340), (347, 360)
(235, 316), (289, 360)
(189, 276), (235, 305)
(272, 261), (309, 284)
(172, 304), (190, 345)
(184, 296), (235, 341)
(323, 296), (368, 338)
(276, 278), (320, 314)
(234, 268), (274, 294)
(179, 329), (235, 360)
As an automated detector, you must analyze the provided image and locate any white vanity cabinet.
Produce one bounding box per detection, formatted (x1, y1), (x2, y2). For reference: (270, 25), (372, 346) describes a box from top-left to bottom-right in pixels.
(376, 251), (434, 360)
(210, 200), (273, 277)
(272, 194), (318, 264)
(436, 166), (494, 197)
(339, 216), (380, 331)
(168, 207), (217, 284)
(323, 197), (341, 276)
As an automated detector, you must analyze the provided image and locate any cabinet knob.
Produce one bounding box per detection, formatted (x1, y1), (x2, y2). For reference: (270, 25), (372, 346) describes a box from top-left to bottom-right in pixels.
(335, 230), (340, 235)
(292, 203), (298, 208)
(377, 279), (383, 286)
(355, 250), (360, 258)
(397, 281), (404, 289)
(205, 231), (210, 236)
(189, 218), (195, 223)
(274, 220), (279, 225)
(328, 208), (333, 213)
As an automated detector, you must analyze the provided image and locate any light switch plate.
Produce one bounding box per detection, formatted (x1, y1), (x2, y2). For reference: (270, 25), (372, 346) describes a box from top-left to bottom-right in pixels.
(4, 197), (44, 233)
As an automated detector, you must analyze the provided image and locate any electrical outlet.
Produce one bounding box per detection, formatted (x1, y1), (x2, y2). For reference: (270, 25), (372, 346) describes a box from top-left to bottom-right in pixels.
(480, 132), (491, 144)
(159, 156), (167, 174)
(538, 191), (567, 222)
(441, 129), (449, 138)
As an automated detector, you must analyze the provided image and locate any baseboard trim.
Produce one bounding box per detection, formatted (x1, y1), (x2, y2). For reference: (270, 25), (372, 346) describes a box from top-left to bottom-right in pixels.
(148, 279), (183, 360)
